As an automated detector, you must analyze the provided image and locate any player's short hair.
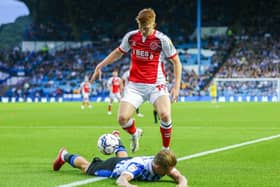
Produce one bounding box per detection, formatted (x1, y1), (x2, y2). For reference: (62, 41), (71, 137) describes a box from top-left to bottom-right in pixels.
(136, 8), (156, 26)
(153, 150), (177, 171)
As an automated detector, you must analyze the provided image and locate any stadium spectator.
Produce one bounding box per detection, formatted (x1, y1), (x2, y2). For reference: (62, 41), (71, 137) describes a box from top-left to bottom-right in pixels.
(53, 131), (188, 187)
(90, 8), (182, 152)
(216, 32), (279, 79)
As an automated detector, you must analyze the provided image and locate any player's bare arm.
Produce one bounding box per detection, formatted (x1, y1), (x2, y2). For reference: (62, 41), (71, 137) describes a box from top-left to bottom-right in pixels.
(169, 55), (182, 102)
(168, 168), (188, 187)
(116, 173), (138, 187)
(90, 48), (123, 83)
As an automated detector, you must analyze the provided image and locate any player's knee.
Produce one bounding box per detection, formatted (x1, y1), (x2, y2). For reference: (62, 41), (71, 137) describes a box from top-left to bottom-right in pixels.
(158, 111), (170, 122)
(81, 163), (90, 173)
(118, 115), (128, 126)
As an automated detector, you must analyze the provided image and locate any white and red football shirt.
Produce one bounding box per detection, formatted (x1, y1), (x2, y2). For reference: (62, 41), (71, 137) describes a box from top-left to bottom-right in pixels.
(80, 81), (91, 94)
(108, 77), (122, 94)
(118, 30), (177, 84)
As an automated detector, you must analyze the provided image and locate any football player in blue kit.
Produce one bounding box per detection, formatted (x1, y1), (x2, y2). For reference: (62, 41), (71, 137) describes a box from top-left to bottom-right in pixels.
(53, 131), (187, 187)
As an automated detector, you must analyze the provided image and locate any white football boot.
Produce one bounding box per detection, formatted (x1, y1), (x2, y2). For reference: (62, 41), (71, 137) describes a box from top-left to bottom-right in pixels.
(130, 128), (143, 152)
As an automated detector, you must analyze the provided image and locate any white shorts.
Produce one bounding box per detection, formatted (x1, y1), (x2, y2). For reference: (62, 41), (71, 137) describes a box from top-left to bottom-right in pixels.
(121, 82), (169, 109)
(109, 92), (121, 101)
(82, 93), (90, 100)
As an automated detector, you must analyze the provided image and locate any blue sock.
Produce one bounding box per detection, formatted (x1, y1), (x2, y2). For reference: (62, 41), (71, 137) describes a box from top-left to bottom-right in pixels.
(115, 145), (127, 154)
(64, 154), (79, 168)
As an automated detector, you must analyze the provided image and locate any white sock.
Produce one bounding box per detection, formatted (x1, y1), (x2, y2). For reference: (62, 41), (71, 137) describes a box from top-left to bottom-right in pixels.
(61, 150), (68, 161)
(162, 146), (170, 150)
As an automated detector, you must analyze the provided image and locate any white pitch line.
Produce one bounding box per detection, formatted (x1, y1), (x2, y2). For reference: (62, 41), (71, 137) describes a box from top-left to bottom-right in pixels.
(57, 177), (107, 187)
(57, 133), (280, 187)
(0, 126), (117, 129)
(177, 133), (280, 161)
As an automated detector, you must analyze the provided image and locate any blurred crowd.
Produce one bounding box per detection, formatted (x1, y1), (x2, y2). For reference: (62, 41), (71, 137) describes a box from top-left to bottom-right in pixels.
(217, 34), (280, 78)
(1, 0), (280, 98)
(22, 0), (237, 44)
(2, 30), (279, 99)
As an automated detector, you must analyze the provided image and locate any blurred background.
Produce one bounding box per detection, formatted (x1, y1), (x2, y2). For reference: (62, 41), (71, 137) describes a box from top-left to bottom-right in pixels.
(0, 0), (279, 103)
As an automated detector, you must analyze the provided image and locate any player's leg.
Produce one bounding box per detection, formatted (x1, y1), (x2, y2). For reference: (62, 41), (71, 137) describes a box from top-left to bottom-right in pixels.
(118, 101), (143, 152)
(86, 95), (92, 108)
(81, 101), (85, 109)
(81, 94), (85, 109)
(119, 83), (145, 152)
(108, 95), (113, 115)
(84, 96), (88, 107)
(86, 156), (131, 177)
(118, 101), (137, 134)
(153, 109), (158, 124)
(153, 95), (172, 150)
(112, 130), (129, 157)
(213, 94), (217, 103)
(53, 148), (90, 173)
(88, 101), (92, 108)
(84, 94), (92, 108)
(136, 108), (144, 117)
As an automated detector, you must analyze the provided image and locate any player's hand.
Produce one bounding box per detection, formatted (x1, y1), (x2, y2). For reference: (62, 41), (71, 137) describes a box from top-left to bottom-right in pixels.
(170, 87), (179, 103)
(90, 64), (102, 83)
(117, 183), (138, 187)
(116, 183), (137, 187)
(176, 185), (187, 187)
(176, 181), (187, 187)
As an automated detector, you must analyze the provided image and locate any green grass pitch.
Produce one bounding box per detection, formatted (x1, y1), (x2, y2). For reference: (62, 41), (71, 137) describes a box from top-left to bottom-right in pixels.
(0, 102), (280, 187)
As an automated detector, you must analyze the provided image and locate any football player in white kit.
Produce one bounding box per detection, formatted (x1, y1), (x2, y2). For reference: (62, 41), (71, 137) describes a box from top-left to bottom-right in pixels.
(53, 131), (188, 187)
(90, 8), (182, 152)
(80, 76), (92, 109)
(107, 69), (123, 115)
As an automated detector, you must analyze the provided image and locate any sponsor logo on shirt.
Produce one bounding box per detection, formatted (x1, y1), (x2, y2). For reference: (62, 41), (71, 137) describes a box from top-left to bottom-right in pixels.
(133, 49), (153, 60)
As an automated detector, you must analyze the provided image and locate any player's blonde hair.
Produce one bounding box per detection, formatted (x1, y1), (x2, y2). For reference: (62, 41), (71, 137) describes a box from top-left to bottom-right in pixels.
(136, 8), (156, 26)
(153, 150), (177, 171)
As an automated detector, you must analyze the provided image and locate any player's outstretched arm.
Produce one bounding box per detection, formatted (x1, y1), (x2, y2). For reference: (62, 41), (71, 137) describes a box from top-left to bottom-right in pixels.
(169, 54), (182, 103)
(168, 168), (188, 187)
(116, 173), (138, 187)
(90, 48), (123, 83)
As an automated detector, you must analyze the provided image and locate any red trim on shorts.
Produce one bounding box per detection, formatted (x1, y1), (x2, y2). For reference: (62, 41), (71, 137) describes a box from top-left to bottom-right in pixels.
(161, 62), (166, 77)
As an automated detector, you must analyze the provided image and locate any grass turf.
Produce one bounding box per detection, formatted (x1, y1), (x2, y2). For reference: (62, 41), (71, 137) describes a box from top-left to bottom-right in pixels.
(0, 102), (279, 187)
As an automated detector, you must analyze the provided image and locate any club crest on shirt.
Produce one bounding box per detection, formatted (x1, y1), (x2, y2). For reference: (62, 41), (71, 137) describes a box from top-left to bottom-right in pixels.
(131, 41), (137, 46)
(150, 41), (159, 50)
(127, 164), (138, 173)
